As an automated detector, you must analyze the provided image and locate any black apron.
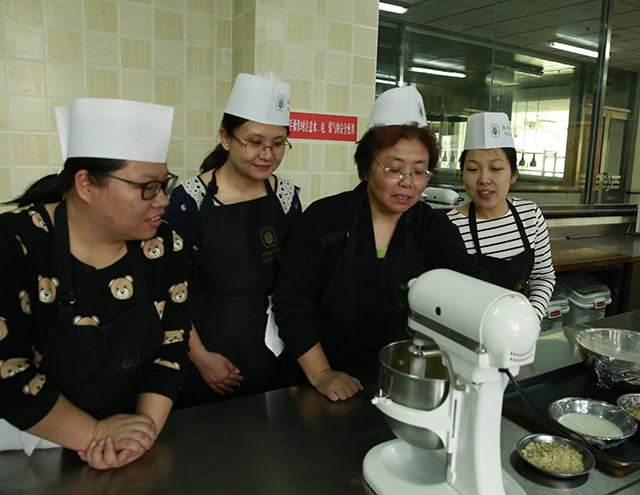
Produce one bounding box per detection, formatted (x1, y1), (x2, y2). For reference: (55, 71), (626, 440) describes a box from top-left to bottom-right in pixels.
(39, 202), (164, 419)
(183, 171), (296, 404)
(468, 200), (534, 293)
(319, 188), (425, 376)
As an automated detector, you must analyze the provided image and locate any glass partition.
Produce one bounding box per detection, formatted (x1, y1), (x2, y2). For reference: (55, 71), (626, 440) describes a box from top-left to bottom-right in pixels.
(377, 1), (640, 208)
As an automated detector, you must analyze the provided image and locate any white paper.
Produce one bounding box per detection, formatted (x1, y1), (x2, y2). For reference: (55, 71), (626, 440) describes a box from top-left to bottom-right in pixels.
(0, 419), (61, 456)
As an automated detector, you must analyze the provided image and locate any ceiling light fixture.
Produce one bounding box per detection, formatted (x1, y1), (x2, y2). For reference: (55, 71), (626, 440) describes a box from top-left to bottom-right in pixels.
(548, 41), (598, 58)
(379, 2), (408, 14)
(410, 66), (466, 78)
(375, 78), (397, 85)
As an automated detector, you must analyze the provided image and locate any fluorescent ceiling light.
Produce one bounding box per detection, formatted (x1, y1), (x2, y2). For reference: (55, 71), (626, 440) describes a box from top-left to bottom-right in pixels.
(375, 78), (397, 85)
(410, 66), (466, 78)
(379, 2), (408, 14)
(548, 42), (598, 58)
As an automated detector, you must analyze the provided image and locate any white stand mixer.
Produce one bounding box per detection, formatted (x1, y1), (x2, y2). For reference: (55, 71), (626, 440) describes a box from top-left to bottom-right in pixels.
(363, 269), (540, 495)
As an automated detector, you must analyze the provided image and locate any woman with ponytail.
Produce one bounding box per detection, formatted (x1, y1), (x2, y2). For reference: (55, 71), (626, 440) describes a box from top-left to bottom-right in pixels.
(0, 99), (191, 469)
(163, 72), (303, 407)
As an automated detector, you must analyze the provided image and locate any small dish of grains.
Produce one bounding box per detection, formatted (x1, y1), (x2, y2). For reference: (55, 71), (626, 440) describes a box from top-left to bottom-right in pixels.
(517, 434), (596, 478)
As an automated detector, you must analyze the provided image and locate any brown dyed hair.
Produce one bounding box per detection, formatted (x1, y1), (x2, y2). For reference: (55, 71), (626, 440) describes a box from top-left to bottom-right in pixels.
(354, 124), (439, 181)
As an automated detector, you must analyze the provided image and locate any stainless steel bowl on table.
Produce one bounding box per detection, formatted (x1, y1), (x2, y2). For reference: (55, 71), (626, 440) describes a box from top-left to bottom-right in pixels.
(575, 328), (640, 388)
(548, 397), (637, 449)
(517, 433), (595, 478)
(617, 393), (640, 421)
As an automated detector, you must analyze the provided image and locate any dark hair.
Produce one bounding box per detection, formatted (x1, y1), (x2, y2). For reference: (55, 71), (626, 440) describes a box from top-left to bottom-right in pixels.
(353, 124), (439, 181)
(7, 157), (127, 207)
(199, 113), (291, 173)
(459, 148), (518, 176)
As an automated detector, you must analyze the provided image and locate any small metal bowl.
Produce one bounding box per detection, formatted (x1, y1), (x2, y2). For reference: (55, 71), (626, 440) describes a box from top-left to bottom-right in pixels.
(617, 393), (640, 421)
(548, 397), (637, 449)
(517, 434), (595, 478)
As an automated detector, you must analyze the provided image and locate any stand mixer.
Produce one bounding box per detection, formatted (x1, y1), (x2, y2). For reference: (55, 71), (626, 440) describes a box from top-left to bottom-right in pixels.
(363, 269), (540, 495)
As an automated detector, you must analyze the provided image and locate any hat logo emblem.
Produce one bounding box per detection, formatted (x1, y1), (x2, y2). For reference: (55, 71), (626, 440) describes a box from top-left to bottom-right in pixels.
(490, 123), (500, 138)
(418, 103), (425, 119)
(276, 94), (286, 112)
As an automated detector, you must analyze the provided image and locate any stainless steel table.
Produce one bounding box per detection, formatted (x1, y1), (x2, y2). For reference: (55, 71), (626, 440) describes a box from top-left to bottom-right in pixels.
(2, 312), (640, 495)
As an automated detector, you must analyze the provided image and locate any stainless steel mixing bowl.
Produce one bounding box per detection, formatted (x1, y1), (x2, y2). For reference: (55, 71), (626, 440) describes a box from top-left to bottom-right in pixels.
(378, 340), (451, 450)
(575, 328), (640, 388)
(548, 397), (637, 449)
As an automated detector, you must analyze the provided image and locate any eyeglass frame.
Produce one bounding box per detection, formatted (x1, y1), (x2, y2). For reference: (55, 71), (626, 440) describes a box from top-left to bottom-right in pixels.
(374, 158), (433, 181)
(230, 134), (292, 157)
(104, 172), (179, 200)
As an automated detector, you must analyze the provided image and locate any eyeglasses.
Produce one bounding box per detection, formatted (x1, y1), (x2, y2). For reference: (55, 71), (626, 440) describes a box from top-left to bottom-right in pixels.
(105, 173), (179, 200)
(231, 135), (292, 157)
(375, 159), (433, 181)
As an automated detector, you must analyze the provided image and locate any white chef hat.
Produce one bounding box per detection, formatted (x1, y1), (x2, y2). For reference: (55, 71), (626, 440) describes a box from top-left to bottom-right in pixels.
(55, 98), (174, 163)
(224, 71), (291, 126)
(463, 112), (515, 150)
(367, 85), (427, 129)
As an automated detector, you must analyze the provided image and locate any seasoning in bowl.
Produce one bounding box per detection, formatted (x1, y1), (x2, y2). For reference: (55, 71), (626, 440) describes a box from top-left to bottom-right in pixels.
(521, 441), (585, 475)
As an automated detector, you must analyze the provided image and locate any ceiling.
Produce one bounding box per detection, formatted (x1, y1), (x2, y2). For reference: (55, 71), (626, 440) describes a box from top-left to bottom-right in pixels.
(380, 0), (640, 73)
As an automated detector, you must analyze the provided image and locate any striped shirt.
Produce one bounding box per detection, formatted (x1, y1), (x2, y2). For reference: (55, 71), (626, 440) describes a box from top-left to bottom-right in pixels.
(447, 198), (556, 321)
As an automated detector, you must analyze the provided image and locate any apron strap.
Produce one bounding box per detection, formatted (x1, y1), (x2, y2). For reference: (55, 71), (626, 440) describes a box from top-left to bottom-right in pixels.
(53, 201), (76, 322)
(127, 240), (149, 305)
(469, 200), (531, 254)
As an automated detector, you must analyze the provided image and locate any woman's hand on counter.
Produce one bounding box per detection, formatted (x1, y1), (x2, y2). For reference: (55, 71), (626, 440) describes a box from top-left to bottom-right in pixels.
(313, 369), (363, 401)
(298, 343), (364, 401)
(193, 351), (244, 395)
(79, 437), (145, 470)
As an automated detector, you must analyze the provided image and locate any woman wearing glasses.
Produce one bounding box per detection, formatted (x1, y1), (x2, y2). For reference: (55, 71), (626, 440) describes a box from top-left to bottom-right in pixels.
(0, 99), (191, 469)
(273, 86), (482, 402)
(163, 73), (302, 407)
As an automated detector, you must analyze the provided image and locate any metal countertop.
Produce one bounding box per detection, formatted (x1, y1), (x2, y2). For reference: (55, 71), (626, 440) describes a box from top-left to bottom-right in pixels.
(2, 312), (640, 495)
(554, 234), (640, 260)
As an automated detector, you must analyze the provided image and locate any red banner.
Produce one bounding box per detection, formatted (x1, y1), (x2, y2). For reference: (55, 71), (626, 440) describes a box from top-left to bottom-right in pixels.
(289, 112), (358, 142)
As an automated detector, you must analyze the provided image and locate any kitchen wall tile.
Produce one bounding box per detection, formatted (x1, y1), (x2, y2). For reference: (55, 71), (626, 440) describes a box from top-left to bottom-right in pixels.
(287, 14), (313, 46)
(8, 97), (47, 131)
(350, 85), (374, 115)
(121, 70), (154, 103)
(284, 45), (314, 78)
(314, 50), (326, 79)
(217, 19), (232, 49)
(326, 83), (350, 113)
(186, 109), (214, 137)
(285, 0), (314, 16)
(187, 78), (216, 109)
(0, 133), (9, 161)
(122, 38), (152, 70)
(87, 68), (119, 98)
(256, 42), (284, 75)
(4, 0), (43, 24)
(155, 40), (184, 74)
(0, 98), (7, 129)
(312, 18), (328, 50)
(186, 137), (214, 169)
(327, 0), (354, 23)
(86, 32), (120, 68)
(13, 166), (53, 197)
(311, 81), (326, 111)
(216, 0), (233, 18)
(324, 144), (349, 172)
(0, 65), (5, 93)
(244, 8), (256, 43)
(156, 75), (184, 106)
(256, 9), (287, 43)
(85, 0), (118, 33)
(45, 0), (83, 30)
(0, 168), (11, 199)
(322, 172), (349, 198)
(188, 0), (215, 15)
(355, 0), (378, 27)
(188, 47), (215, 76)
(121, 4), (154, 40)
(352, 56), (375, 85)
(167, 137), (184, 169)
(283, 142), (310, 171)
(155, 10), (184, 42)
(326, 52), (351, 84)
(187, 14), (217, 47)
(171, 106), (186, 137)
(8, 61), (45, 96)
(233, 14), (246, 48)
(156, 0), (185, 9)
(354, 26), (377, 58)
(215, 80), (232, 108)
(316, 0), (327, 17)
(47, 30), (82, 64)
(129, 0), (151, 4)
(216, 50), (233, 80)
(261, 0), (286, 8)
(328, 22), (352, 52)
(348, 173), (360, 190)
(290, 79), (312, 110)
(13, 133), (48, 165)
(5, 22), (45, 60)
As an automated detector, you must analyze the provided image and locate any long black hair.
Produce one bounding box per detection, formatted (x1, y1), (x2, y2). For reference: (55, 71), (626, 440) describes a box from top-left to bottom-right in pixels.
(458, 148), (518, 175)
(7, 157), (127, 207)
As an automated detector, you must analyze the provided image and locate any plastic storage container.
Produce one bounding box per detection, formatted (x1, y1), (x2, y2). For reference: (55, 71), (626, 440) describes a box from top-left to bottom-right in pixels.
(540, 288), (570, 331)
(557, 274), (612, 326)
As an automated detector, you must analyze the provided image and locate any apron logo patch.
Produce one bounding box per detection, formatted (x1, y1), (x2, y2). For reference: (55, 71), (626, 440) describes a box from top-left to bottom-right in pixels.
(260, 226), (278, 248)
(117, 354), (139, 373)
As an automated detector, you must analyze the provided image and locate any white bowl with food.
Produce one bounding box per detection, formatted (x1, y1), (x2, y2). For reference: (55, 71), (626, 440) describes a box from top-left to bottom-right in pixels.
(517, 433), (595, 478)
(548, 397), (637, 449)
(617, 393), (640, 421)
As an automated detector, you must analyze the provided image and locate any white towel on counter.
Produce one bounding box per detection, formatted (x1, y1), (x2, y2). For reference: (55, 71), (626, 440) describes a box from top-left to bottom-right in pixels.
(264, 295), (285, 357)
(0, 419), (61, 456)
